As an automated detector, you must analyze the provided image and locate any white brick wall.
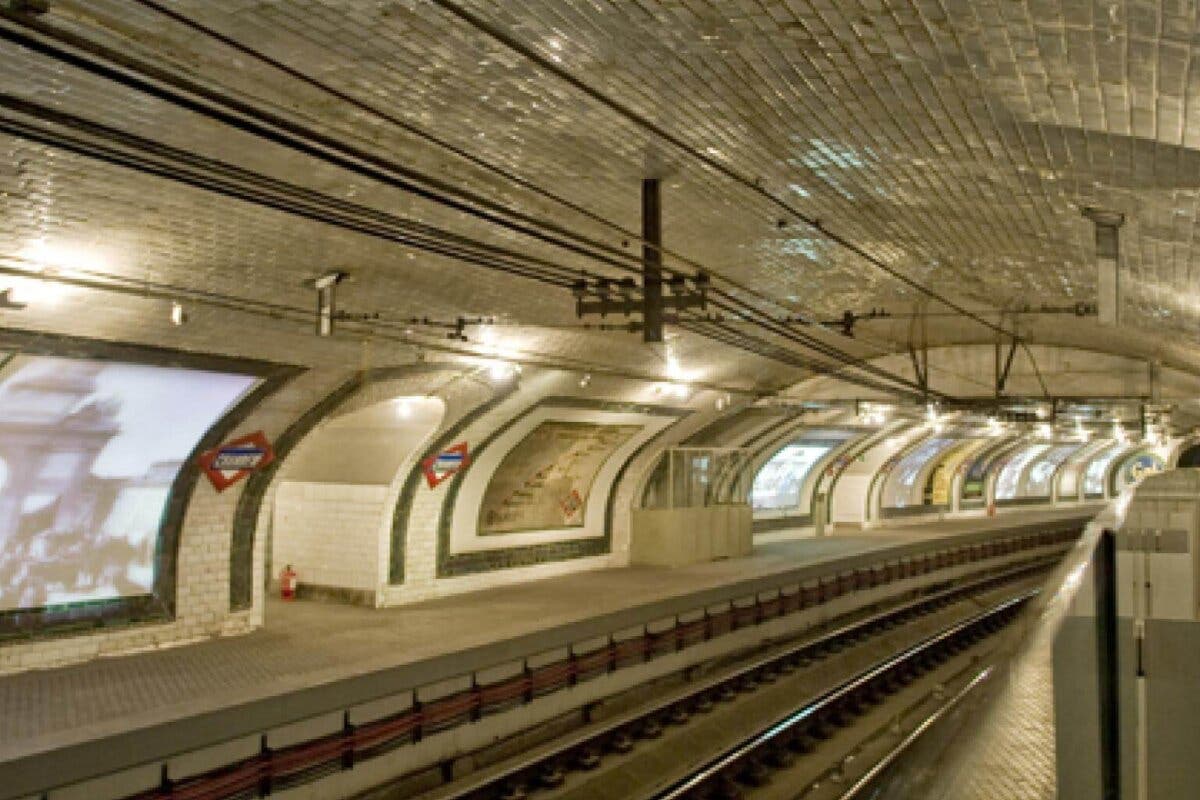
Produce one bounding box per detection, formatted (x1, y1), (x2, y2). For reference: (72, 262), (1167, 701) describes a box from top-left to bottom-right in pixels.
(384, 371), (717, 605)
(273, 482), (388, 592)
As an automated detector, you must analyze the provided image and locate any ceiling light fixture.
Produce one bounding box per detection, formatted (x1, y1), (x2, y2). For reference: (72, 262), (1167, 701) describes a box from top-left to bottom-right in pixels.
(488, 360), (518, 381)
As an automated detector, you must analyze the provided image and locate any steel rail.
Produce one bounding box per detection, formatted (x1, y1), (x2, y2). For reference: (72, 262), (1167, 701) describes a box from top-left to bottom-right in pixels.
(832, 662), (996, 800)
(650, 591), (1035, 800)
(434, 562), (1055, 800)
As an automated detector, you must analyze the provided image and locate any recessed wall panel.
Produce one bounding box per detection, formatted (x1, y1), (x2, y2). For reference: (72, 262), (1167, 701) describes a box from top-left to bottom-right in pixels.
(0, 354), (257, 612)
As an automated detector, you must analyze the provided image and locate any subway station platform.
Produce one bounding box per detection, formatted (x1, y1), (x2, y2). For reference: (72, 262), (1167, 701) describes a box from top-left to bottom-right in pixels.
(0, 508), (1096, 799)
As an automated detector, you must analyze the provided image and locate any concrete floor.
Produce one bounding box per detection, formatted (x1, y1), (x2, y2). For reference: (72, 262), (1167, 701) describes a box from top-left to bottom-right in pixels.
(0, 508), (1095, 772)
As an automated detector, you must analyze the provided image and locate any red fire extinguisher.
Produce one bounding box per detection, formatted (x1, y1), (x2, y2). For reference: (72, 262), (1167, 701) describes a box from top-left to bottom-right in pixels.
(280, 565), (298, 600)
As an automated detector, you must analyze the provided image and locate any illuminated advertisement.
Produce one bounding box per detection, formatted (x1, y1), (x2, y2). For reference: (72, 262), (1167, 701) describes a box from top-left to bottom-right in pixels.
(882, 438), (957, 508)
(961, 448), (997, 500)
(1023, 444), (1084, 498)
(995, 444), (1049, 500)
(0, 355), (257, 612)
(1116, 452), (1165, 491)
(1084, 446), (1124, 496)
(478, 421), (640, 534)
(926, 440), (984, 505)
(751, 442), (838, 511)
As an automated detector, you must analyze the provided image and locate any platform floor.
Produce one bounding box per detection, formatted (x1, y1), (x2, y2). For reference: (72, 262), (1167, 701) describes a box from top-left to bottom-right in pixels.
(0, 508), (1096, 781)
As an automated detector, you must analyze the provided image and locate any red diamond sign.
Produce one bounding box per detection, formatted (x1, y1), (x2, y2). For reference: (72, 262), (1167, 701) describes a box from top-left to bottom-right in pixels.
(422, 442), (470, 489)
(198, 430), (275, 492)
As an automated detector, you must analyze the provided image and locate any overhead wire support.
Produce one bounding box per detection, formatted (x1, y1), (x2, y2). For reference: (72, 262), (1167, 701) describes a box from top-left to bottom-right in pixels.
(121, 0), (829, 328)
(87, 0), (993, 400)
(428, 0), (1022, 343)
(0, 4), (960, 399)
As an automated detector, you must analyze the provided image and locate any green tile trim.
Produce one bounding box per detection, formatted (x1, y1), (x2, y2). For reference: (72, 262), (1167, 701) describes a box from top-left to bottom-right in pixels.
(230, 363), (458, 610)
(0, 328), (301, 639)
(420, 396), (689, 579)
(388, 381), (519, 583)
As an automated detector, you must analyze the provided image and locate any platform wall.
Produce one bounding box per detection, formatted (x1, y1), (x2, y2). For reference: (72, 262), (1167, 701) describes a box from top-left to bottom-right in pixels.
(272, 482), (387, 598)
(381, 370), (712, 605)
(0, 367), (349, 674)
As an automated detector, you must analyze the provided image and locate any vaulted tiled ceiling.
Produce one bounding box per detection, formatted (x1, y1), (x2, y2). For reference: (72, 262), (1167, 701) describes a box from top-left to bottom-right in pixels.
(0, 0), (1198, 394)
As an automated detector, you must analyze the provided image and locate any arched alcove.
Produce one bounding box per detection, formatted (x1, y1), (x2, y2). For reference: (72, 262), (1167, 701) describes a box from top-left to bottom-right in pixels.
(749, 429), (859, 527)
(269, 395), (445, 604)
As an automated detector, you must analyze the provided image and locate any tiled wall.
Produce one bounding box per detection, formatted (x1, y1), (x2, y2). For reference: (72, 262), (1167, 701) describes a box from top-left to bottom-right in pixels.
(272, 482), (388, 596)
(382, 372), (713, 605)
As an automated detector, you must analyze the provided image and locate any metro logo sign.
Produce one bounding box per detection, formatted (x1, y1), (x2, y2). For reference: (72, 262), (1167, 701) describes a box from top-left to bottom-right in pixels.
(198, 431), (275, 492)
(422, 442), (470, 489)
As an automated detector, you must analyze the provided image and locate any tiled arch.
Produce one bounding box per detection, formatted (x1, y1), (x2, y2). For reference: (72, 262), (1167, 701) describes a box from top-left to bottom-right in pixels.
(228, 363), (459, 610)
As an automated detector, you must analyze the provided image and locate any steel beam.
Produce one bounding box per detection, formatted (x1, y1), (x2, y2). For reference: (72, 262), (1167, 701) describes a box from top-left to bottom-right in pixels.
(642, 177), (663, 343)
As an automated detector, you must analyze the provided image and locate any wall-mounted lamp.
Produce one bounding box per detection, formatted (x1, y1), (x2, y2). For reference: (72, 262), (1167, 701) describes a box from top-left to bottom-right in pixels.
(170, 301), (187, 326)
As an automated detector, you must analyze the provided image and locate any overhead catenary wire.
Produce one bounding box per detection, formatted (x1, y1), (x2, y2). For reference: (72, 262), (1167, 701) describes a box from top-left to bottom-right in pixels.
(113, 0), (1003, 398)
(0, 99), (922, 394)
(0, 255), (770, 395)
(118, 1), (982, 364)
(0, 99), (583, 288)
(0, 7), (954, 396)
(680, 319), (928, 399)
(427, 0), (1021, 342)
(0, 14), (653, 278)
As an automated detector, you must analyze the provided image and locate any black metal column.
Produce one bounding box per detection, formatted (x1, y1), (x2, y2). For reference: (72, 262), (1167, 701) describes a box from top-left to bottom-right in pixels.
(642, 178), (663, 343)
(1095, 528), (1121, 800)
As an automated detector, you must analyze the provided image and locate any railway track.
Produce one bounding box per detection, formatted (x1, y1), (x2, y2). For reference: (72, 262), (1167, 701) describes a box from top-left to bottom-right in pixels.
(650, 592), (1028, 800)
(409, 554), (1060, 800)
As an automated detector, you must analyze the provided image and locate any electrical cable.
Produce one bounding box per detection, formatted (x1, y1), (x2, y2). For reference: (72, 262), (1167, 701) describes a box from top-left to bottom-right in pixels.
(0, 98), (586, 288)
(680, 319), (924, 398)
(121, 0), (832, 327)
(427, 0), (1020, 341)
(0, 7), (960, 396)
(0, 97), (929, 393)
(0, 13), (652, 277)
(0, 255), (768, 394)
(112, 0), (999, 397)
